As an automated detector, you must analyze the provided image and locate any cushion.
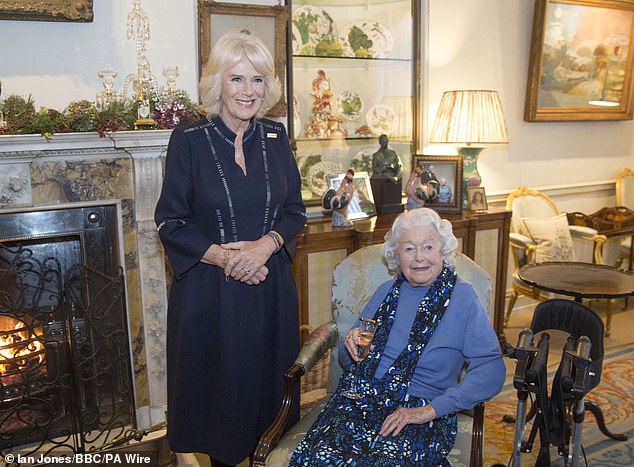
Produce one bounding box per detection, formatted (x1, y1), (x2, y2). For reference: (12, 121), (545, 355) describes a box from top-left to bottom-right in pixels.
(519, 213), (577, 262)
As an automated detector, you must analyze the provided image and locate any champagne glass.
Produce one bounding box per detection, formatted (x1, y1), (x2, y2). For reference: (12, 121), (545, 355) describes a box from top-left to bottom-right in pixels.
(342, 317), (377, 399)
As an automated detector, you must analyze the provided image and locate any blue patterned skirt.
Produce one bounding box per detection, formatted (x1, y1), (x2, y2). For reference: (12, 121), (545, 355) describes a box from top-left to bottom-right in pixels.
(290, 374), (457, 466)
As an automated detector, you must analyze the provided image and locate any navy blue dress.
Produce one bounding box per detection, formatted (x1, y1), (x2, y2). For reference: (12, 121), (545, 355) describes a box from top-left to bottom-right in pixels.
(154, 116), (306, 464)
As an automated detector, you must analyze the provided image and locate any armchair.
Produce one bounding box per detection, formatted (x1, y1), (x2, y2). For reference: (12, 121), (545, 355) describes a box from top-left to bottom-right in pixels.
(253, 244), (493, 466)
(504, 187), (606, 327)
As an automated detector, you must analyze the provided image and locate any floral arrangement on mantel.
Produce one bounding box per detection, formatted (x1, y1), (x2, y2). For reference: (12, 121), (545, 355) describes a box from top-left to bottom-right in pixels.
(0, 88), (204, 139)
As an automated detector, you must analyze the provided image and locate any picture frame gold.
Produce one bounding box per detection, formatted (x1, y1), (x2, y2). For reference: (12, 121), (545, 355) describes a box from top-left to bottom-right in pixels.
(0, 0), (93, 22)
(525, 0), (634, 121)
(197, 0), (288, 117)
(411, 155), (463, 214)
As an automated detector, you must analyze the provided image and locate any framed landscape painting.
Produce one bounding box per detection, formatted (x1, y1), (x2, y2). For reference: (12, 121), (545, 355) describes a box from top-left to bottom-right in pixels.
(0, 0), (93, 22)
(525, 0), (634, 121)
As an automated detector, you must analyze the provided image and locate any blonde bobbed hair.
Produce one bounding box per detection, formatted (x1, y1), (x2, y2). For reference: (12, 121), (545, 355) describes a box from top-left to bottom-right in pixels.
(199, 29), (281, 117)
(382, 208), (458, 274)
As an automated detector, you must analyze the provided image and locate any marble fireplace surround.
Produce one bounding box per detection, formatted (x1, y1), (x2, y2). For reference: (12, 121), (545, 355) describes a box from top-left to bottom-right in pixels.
(0, 130), (172, 431)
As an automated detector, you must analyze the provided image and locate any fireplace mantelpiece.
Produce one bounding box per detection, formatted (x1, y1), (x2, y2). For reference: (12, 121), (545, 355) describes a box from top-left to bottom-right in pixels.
(0, 131), (172, 430)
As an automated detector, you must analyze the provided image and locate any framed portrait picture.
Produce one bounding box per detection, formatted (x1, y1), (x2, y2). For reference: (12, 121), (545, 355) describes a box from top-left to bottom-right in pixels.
(524, 0), (634, 121)
(411, 155), (463, 214)
(0, 0), (93, 22)
(326, 171), (376, 220)
(197, 0), (288, 117)
(467, 186), (488, 212)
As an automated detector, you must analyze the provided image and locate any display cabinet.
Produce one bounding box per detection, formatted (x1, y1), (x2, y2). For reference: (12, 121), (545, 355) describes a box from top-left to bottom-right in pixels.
(288, 0), (419, 206)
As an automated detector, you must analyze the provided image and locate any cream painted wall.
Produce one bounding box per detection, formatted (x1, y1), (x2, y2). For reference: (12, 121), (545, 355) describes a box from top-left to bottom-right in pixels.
(0, 0), (632, 204)
(0, 0), (274, 111)
(425, 0), (634, 201)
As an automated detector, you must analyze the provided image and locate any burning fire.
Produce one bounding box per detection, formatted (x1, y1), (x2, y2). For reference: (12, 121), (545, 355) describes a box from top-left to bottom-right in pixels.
(0, 316), (45, 376)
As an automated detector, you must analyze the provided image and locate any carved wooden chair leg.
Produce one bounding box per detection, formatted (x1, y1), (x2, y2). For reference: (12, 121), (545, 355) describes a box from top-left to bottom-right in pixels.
(605, 298), (613, 337)
(505, 291), (519, 327)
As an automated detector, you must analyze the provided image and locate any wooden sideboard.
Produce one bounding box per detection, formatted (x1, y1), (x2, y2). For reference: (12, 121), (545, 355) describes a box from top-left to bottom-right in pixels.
(292, 207), (512, 337)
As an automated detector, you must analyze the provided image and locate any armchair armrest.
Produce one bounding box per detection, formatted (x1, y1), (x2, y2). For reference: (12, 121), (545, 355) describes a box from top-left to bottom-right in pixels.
(509, 232), (537, 267)
(568, 224), (598, 237)
(569, 226), (606, 264)
(509, 232), (534, 248)
(296, 321), (339, 372)
(253, 321), (338, 465)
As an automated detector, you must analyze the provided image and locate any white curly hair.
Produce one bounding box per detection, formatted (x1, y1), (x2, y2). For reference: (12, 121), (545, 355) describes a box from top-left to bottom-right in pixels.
(382, 208), (458, 274)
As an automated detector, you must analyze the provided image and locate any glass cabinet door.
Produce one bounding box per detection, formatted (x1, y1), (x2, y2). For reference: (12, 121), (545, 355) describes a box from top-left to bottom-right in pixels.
(289, 0), (418, 207)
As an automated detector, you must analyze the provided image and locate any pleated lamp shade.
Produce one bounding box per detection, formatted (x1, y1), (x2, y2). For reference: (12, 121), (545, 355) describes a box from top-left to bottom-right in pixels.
(429, 90), (509, 145)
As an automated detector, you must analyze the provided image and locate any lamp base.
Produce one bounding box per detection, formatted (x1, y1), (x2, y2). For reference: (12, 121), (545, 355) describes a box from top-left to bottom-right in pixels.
(457, 146), (485, 207)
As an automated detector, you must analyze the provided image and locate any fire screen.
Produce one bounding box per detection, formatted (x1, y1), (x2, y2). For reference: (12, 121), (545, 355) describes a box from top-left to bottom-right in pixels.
(0, 204), (135, 457)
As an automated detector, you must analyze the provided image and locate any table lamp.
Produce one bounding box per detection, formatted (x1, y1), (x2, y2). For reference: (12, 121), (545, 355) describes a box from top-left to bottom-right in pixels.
(429, 90), (509, 196)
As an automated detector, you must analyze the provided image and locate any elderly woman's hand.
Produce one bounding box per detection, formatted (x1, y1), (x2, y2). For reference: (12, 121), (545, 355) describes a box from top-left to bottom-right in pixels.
(379, 405), (437, 437)
(344, 327), (363, 362)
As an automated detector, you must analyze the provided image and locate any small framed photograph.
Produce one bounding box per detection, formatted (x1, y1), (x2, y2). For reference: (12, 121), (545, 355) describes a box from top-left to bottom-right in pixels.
(467, 186), (488, 212)
(410, 155), (463, 214)
(326, 171), (376, 220)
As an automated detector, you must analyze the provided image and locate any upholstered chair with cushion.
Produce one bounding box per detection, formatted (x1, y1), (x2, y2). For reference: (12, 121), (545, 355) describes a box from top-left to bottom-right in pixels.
(253, 244), (493, 467)
(504, 187), (606, 327)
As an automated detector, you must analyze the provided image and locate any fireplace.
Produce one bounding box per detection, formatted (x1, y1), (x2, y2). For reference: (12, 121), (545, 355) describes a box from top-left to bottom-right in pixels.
(0, 204), (135, 454)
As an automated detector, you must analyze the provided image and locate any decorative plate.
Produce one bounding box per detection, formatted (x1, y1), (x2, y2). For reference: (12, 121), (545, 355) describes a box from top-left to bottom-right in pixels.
(365, 104), (396, 136)
(351, 148), (374, 175)
(335, 91), (364, 120)
(307, 161), (343, 196)
(338, 20), (394, 58)
(292, 6), (336, 56)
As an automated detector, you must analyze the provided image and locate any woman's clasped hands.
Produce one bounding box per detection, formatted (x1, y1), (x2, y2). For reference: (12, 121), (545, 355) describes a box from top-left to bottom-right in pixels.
(223, 234), (279, 285)
(201, 235), (278, 285)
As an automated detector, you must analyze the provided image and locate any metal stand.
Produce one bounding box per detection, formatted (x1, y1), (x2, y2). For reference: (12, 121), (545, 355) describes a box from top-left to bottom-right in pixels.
(508, 330), (599, 467)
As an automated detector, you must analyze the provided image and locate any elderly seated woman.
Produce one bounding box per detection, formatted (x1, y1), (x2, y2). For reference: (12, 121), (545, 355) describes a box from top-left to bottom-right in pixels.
(290, 208), (506, 466)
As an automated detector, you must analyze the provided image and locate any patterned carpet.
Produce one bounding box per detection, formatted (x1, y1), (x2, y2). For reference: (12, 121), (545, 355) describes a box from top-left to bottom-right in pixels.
(484, 344), (634, 466)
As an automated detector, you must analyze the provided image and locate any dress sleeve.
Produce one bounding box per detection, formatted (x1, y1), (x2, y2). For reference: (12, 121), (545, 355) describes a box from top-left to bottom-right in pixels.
(270, 124), (307, 260)
(430, 293), (506, 417)
(154, 127), (213, 279)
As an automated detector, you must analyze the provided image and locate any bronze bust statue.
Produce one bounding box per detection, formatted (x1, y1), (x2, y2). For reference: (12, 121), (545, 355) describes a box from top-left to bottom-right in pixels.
(371, 134), (402, 182)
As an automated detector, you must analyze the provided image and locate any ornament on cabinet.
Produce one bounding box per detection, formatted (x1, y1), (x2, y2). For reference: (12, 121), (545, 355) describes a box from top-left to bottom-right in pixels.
(370, 134), (404, 214)
(322, 169), (356, 227)
(304, 70), (347, 139)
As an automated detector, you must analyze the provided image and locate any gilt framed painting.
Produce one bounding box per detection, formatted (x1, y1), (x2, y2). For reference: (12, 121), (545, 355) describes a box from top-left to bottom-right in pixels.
(525, 0), (634, 121)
